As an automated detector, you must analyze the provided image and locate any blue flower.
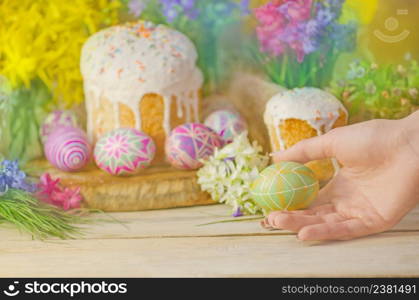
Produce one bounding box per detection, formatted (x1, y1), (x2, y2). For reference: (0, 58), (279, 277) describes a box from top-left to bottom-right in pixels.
(160, 0), (199, 22)
(0, 174), (9, 195)
(331, 22), (357, 51)
(347, 62), (366, 80)
(0, 160), (36, 194)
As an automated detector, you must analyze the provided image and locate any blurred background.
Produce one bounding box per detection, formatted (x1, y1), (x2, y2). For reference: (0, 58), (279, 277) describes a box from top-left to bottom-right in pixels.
(363, 0), (418, 63)
(249, 0), (418, 63)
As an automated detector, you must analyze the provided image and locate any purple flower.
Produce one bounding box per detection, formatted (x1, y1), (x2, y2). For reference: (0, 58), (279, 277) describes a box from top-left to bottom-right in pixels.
(160, 0), (199, 22)
(315, 0), (345, 25)
(0, 160), (37, 195)
(279, 21), (319, 62)
(240, 0), (251, 15)
(305, 19), (319, 36)
(128, 0), (147, 17)
(160, 0), (249, 24)
(316, 8), (335, 26)
(232, 207), (243, 217)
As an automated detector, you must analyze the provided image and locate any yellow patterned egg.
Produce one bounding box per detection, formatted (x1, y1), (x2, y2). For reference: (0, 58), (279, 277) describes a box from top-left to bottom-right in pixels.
(250, 162), (319, 213)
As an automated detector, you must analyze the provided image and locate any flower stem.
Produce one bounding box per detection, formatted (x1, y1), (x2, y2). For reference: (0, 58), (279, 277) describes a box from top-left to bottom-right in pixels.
(196, 216), (264, 227)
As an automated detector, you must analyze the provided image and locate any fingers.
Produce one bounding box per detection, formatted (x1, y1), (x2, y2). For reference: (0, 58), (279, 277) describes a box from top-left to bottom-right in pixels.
(272, 130), (338, 164)
(264, 209), (345, 231)
(297, 218), (373, 241)
(266, 213), (324, 232)
(262, 208), (385, 241)
(260, 219), (272, 229)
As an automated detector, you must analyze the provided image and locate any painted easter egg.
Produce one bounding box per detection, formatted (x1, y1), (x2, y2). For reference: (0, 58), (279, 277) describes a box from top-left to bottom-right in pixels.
(40, 110), (79, 143)
(44, 127), (91, 172)
(165, 123), (223, 170)
(94, 128), (156, 176)
(250, 162), (319, 213)
(204, 109), (247, 144)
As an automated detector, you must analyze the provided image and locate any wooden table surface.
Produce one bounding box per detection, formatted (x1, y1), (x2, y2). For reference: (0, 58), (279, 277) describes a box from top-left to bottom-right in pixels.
(1, 204), (418, 278)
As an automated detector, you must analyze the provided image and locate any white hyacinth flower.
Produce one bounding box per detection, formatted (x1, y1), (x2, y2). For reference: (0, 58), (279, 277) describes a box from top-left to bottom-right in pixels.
(197, 132), (269, 216)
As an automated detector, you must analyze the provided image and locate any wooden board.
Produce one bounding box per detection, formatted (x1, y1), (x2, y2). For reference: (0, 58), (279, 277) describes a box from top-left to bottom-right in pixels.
(1, 204), (418, 241)
(0, 204), (418, 277)
(1, 233), (419, 277)
(28, 160), (215, 212)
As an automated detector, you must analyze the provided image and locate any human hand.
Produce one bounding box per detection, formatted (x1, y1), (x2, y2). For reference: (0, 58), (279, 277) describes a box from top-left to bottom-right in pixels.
(263, 114), (419, 241)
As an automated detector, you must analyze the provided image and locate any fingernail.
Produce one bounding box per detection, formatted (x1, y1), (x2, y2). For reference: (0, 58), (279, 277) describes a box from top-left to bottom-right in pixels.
(260, 219), (271, 229)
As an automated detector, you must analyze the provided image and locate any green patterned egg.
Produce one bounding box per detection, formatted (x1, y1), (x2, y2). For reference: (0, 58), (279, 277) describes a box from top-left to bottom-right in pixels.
(250, 162), (319, 213)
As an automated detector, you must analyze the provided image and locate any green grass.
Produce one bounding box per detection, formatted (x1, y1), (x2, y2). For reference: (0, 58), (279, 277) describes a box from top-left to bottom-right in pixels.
(0, 189), (93, 240)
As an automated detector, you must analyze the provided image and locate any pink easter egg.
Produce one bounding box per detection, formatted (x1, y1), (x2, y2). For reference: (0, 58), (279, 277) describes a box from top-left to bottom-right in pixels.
(94, 128), (156, 176)
(165, 123), (223, 170)
(41, 110), (79, 143)
(204, 109), (247, 144)
(44, 127), (91, 172)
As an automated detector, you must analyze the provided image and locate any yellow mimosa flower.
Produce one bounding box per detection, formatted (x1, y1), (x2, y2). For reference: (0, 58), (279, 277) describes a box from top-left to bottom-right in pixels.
(0, 0), (121, 107)
(341, 0), (378, 25)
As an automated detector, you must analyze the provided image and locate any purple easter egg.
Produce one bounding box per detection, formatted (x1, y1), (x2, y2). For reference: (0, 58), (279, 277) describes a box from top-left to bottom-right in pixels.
(44, 127), (91, 172)
(94, 128), (156, 176)
(165, 123), (223, 170)
(40, 110), (79, 143)
(204, 109), (247, 144)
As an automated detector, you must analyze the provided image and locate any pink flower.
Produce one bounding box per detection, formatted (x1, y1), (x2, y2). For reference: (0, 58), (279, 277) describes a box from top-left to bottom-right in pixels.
(279, 0), (312, 23)
(36, 173), (83, 211)
(54, 187), (82, 210)
(255, 2), (285, 27)
(37, 173), (61, 197)
(255, 2), (287, 56)
(255, 0), (316, 62)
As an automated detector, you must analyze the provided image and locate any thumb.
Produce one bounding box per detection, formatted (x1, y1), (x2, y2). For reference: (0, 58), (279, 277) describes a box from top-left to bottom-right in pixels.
(272, 130), (337, 164)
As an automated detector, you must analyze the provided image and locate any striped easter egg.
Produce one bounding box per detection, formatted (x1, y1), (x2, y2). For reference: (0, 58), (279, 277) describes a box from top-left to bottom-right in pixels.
(44, 127), (91, 172)
(94, 128), (156, 176)
(165, 123), (223, 170)
(250, 162), (319, 213)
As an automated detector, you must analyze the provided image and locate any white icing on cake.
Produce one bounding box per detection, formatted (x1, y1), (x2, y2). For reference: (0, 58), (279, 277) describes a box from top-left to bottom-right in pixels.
(264, 87), (348, 151)
(81, 21), (203, 141)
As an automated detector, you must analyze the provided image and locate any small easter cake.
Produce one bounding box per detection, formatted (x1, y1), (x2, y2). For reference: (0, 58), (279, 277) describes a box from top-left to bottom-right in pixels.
(81, 21), (203, 163)
(264, 87), (348, 182)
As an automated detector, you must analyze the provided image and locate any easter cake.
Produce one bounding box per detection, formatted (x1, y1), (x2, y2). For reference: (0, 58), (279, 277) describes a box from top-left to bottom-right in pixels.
(81, 21), (203, 163)
(264, 87), (348, 183)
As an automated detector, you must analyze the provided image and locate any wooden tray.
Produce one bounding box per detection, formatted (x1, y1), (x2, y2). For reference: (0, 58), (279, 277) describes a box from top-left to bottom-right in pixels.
(29, 160), (215, 212)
